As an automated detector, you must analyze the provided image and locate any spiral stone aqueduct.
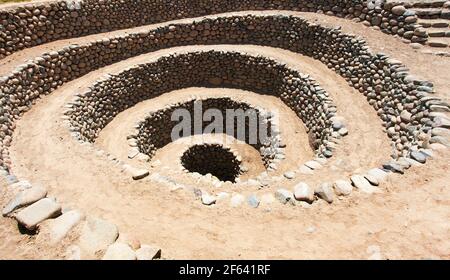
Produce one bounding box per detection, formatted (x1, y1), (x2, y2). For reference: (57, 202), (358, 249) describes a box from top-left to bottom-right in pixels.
(0, 0), (449, 259)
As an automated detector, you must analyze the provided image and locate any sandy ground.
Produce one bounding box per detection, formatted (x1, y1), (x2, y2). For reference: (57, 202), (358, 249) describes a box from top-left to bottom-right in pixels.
(0, 11), (449, 260)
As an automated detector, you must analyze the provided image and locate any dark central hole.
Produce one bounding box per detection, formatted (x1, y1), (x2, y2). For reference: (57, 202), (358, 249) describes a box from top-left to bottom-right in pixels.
(181, 144), (242, 183)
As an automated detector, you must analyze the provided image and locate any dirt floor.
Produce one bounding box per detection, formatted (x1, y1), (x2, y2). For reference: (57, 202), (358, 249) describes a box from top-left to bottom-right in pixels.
(0, 10), (449, 260)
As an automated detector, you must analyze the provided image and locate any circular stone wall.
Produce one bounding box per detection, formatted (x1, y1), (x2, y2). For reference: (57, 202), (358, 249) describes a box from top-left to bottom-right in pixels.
(132, 97), (282, 169)
(0, 14), (440, 171)
(66, 51), (336, 161)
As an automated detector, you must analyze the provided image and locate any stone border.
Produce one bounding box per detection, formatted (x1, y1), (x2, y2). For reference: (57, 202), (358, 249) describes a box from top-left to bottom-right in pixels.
(129, 97), (285, 171)
(1, 14), (447, 173)
(0, 0), (429, 58)
(1, 178), (162, 260)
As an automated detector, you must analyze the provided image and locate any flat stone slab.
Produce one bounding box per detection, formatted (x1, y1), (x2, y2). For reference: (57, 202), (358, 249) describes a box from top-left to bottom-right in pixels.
(351, 175), (380, 194)
(367, 168), (389, 183)
(304, 160), (323, 170)
(410, 151), (427, 163)
(48, 210), (84, 244)
(2, 185), (47, 216)
(15, 198), (61, 230)
(102, 242), (136, 260)
(334, 180), (353, 196)
(79, 217), (119, 257)
(126, 166), (149, 180)
(298, 165), (314, 174)
(136, 245), (162, 260)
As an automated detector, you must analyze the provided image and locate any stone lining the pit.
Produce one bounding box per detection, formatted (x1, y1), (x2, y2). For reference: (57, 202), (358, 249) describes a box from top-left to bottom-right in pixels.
(129, 97), (284, 170)
(180, 144), (243, 183)
(66, 51), (336, 164)
(0, 14), (448, 174)
(0, 0), (427, 58)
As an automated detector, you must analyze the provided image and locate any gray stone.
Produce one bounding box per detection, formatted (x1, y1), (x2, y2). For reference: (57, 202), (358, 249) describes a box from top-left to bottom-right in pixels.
(102, 242), (136, 260)
(432, 127), (450, 138)
(247, 194), (260, 208)
(2, 185), (47, 216)
(6, 175), (18, 185)
(430, 136), (450, 147)
(382, 162), (405, 174)
(275, 189), (295, 205)
(334, 180), (353, 196)
(410, 151), (426, 164)
(400, 110), (412, 122)
(136, 245), (161, 260)
(351, 175), (380, 194)
(15, 198), (61, 230)
(391, 5), (406, 16)
(314, 183), (334, 203)
(47, 210), (84, 244)
(79, 217), (119, 257)
(433, 117), (450, 129)
(293, 182), (314, 203)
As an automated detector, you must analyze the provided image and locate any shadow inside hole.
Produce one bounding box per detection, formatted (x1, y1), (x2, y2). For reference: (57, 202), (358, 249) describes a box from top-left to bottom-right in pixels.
(181, 144), (242, 183)
(17, 223), (37, 236)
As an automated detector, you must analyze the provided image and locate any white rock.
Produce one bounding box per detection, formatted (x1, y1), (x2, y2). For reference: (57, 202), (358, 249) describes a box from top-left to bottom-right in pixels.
(136, 153), (150, 162)
(298, 165), (314, 174)
(293, 182), (314, 203)
(2, 185), (47, 216)
(334, 180), (353, 196)
(216, 192), (230, 201)
(79, 217), (119, 257)
(230, 194), (245, 207)
(314, 157), (327, 165)
(367, 168), (388, 183)
(48, 210), (84, 244)
(128, 148), (139, 159)
(283, 171), (295, 179)
(364, 174), (379, 186)
(304, 160), (323, 170)
(275, 189), (295, 205)
(201, 193), (216, 206)
(314, 183), (334, 203)
(351, 175), (380, 194)
(136, 245), (162, 260)
(15, 198), (61, 230)
(125, 166), (149, 180)
(102, 242), (136, 260)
